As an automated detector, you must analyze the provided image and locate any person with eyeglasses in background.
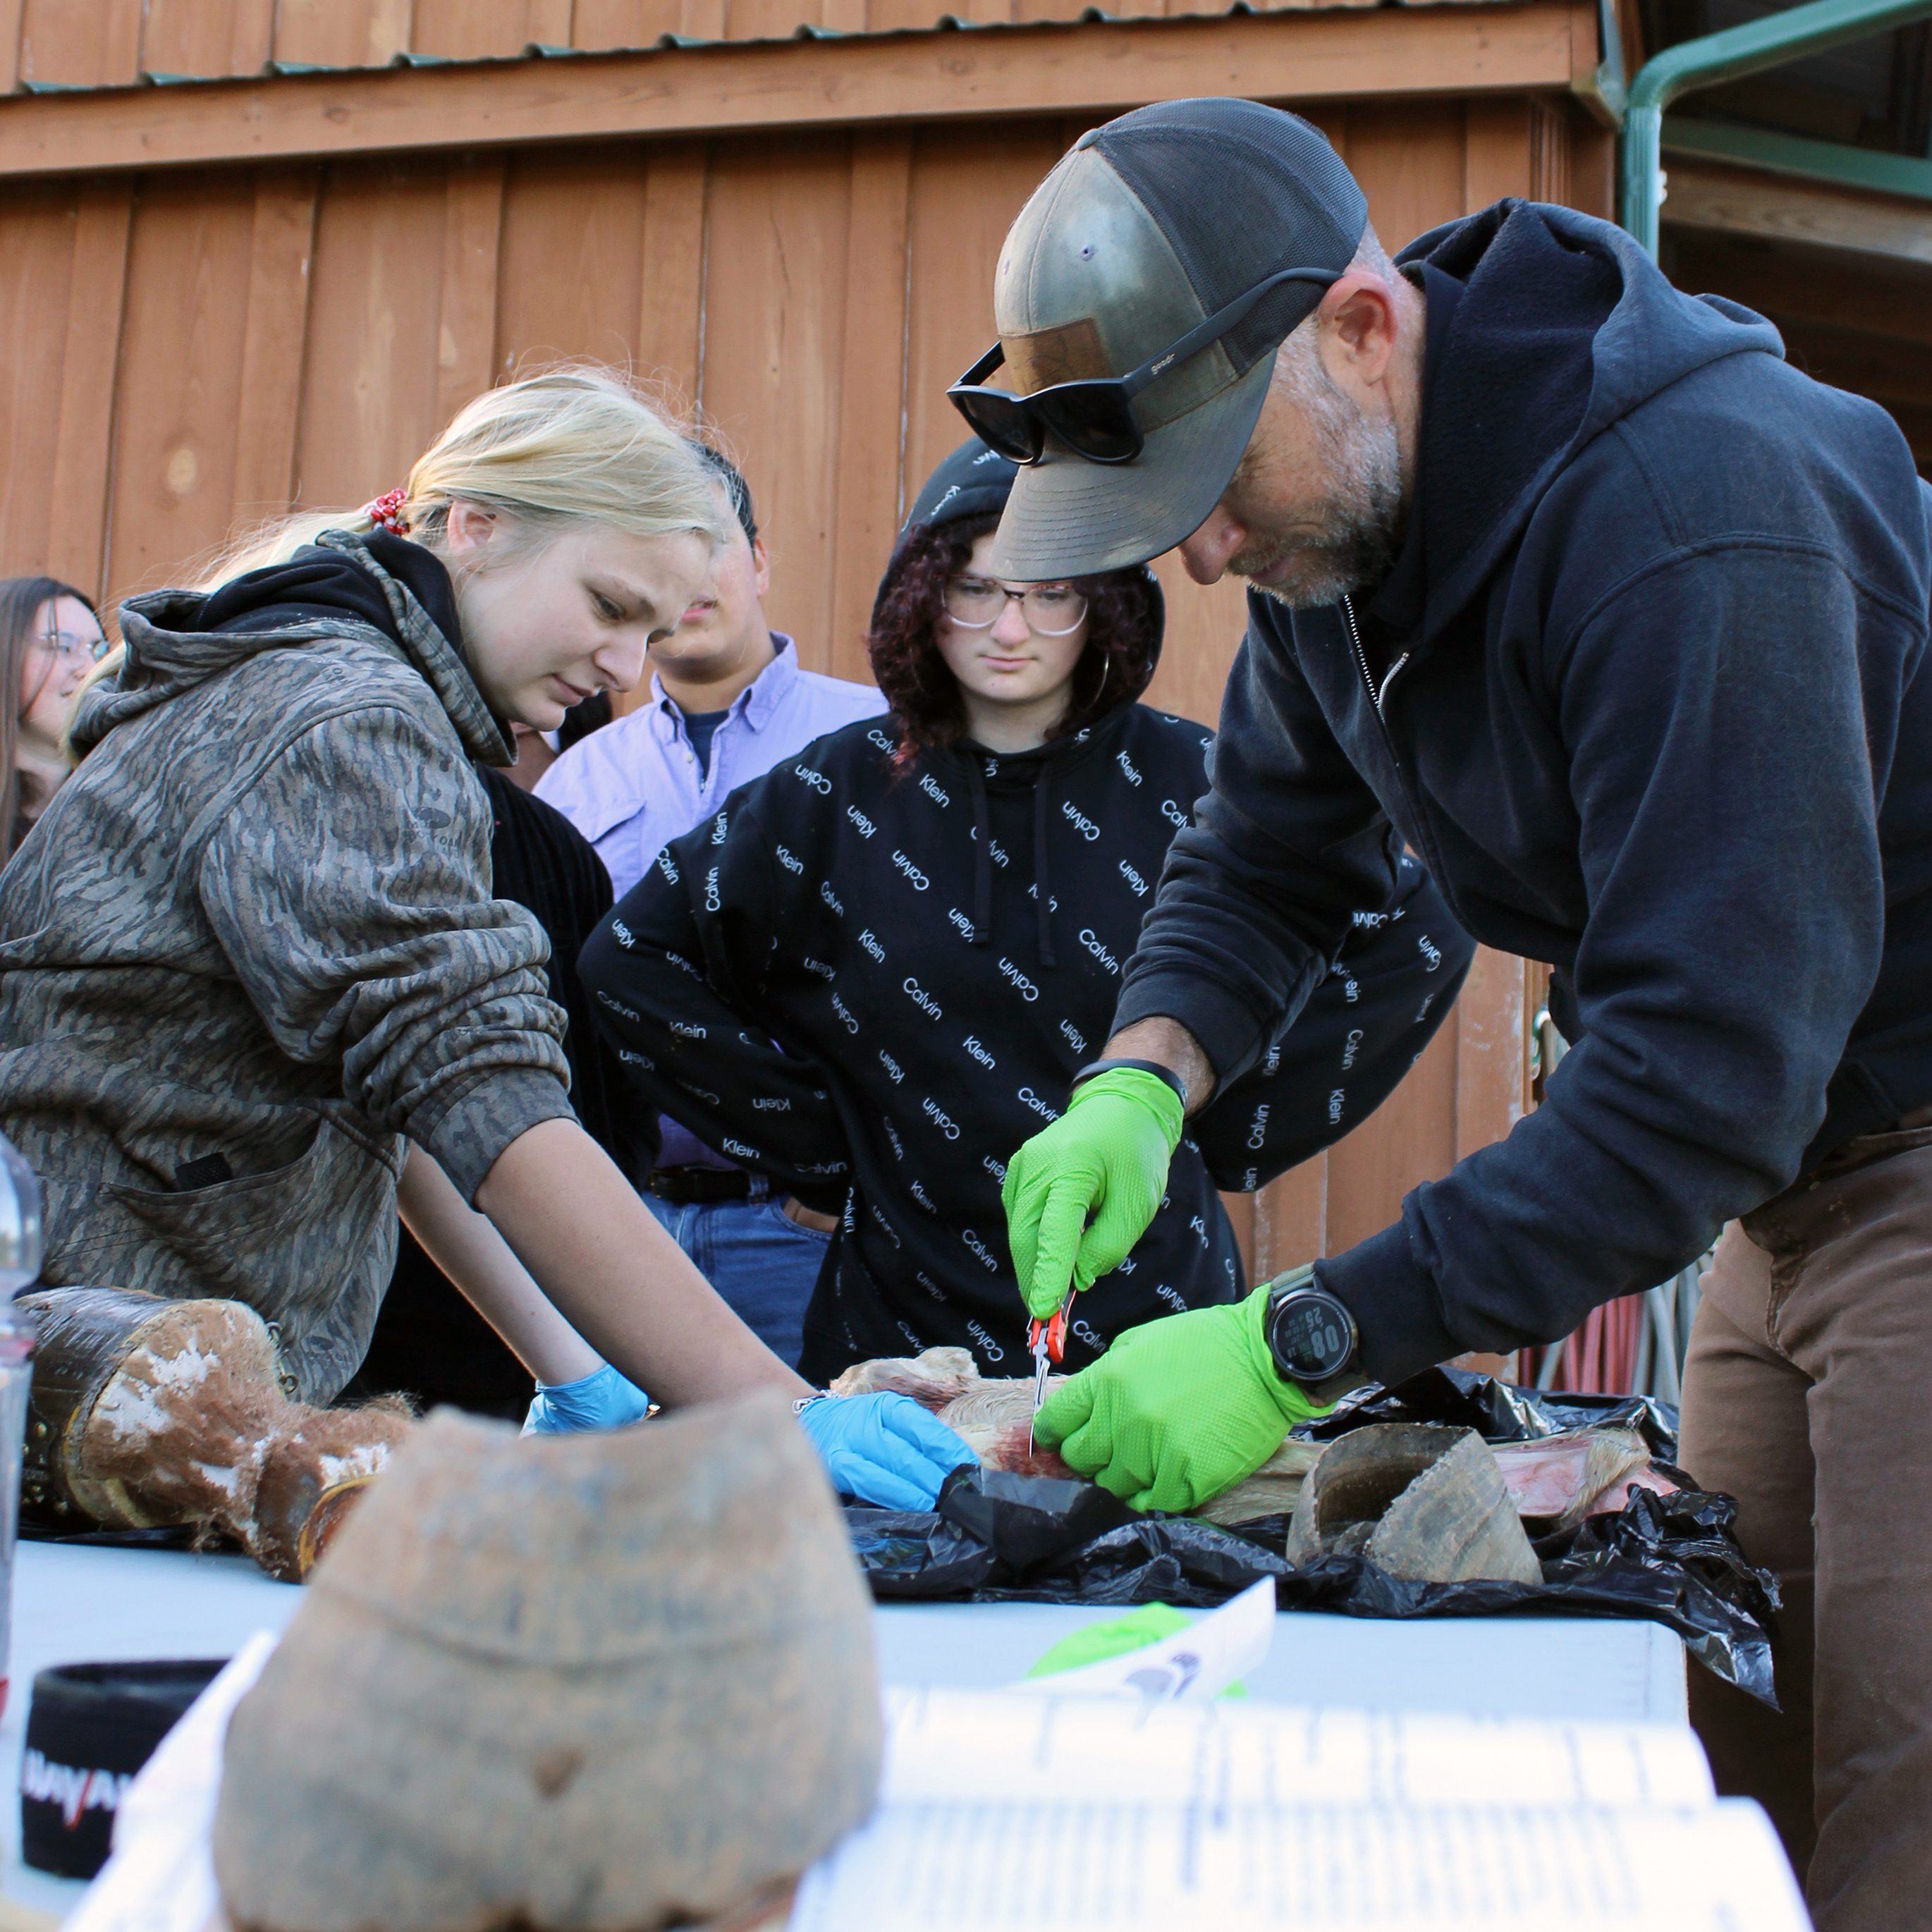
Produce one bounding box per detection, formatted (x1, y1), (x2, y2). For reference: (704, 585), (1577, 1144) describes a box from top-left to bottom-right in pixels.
(0, 577), (106, 863)
(573, 439), (1465, 1383)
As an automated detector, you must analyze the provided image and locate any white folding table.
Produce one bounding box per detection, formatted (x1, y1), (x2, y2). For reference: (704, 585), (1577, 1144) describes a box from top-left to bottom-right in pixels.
(1, 1539), (1689, 1923)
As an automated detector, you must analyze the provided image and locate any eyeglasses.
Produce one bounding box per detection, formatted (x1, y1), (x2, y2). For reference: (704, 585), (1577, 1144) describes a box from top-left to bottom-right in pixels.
(36, 628), (106, 668)
(942, 577), (1088, 635)
(948, 262), (1344, 467)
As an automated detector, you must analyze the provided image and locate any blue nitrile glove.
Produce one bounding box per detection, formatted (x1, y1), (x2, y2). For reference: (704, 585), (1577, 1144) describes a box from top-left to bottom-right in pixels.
(797, 1392), (979, 1510)
(521, 1362), (655, 1436)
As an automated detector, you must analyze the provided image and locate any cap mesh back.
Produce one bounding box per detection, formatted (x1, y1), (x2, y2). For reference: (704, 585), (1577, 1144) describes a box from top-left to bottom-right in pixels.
(1093, 100), (1368, 372)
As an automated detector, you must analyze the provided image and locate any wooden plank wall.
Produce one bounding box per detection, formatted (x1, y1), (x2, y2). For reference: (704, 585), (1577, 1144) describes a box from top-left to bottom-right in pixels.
(3, 0), (1432, 87)
(0, 91), (1584, 1280)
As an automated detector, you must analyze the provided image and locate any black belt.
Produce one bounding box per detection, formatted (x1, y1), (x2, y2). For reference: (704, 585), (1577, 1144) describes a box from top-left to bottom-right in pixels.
(648, 1166), (764, 1206)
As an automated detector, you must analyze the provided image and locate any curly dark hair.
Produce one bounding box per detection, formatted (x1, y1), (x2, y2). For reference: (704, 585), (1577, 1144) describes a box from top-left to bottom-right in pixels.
(866, 513), (1161, 765)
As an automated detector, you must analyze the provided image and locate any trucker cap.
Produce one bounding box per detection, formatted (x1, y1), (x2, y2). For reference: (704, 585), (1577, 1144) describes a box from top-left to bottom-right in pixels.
(986, 98), (1367, 579)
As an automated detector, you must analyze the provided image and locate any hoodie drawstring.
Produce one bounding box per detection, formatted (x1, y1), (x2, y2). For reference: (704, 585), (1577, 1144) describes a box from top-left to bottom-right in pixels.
(966, 760), (992, 948)
(1032, 771), (1056, 968)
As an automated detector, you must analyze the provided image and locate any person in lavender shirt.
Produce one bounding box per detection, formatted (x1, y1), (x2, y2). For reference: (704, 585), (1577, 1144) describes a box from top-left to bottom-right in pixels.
(537, 448), (885, 1367)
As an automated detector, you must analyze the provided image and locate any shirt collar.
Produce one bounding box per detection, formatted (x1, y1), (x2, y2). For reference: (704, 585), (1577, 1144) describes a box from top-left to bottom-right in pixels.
(648, 632), (800, 733)
(742, 634), (799, 730)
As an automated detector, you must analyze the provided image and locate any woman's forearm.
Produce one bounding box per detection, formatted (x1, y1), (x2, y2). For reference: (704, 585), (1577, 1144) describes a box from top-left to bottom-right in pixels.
(397, 1142), (604, 1388)
(475, 1115), (811, 1407)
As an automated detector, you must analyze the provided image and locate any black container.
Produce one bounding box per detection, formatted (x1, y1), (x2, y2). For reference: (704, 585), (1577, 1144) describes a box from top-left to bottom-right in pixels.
(21, 1658), (228, 1878)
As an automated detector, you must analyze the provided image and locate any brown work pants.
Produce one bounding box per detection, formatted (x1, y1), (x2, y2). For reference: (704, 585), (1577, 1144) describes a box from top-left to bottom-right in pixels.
(1679, 1119), (1932, 1932)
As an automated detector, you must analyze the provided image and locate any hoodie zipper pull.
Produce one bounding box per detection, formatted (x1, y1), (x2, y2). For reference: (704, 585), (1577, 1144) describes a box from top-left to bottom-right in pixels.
(1343, 597), (1411, 721)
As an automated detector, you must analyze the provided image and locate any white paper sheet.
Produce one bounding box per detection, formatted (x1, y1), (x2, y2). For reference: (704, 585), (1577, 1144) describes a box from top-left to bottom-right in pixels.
(879, 1689), (1716, 1809)
(797, 1691), (1804, 1932)
(1002, 1577), (1277, 1701)
(790, 1795), (1807, 1931)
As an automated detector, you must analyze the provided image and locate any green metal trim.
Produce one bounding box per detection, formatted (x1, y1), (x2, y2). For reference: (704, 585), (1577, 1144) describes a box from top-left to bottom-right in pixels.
(1620, 0), (1932, 255)
(1661, 112), (1932, 202)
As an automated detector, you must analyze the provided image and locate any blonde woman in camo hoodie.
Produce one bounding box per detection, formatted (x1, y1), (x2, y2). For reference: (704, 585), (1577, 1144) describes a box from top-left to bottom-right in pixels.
(0, 366), (973, 1520)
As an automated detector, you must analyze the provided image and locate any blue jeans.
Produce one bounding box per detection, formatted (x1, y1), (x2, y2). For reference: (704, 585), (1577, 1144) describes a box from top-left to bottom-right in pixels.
(643, 1187), (830, 1371)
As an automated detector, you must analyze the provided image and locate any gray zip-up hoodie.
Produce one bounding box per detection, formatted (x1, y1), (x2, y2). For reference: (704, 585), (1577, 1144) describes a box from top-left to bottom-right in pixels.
(0, 534), (573, 1401)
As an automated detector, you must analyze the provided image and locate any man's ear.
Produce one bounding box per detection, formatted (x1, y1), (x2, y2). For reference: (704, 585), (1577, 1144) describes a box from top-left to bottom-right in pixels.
(750, 533), (771, 599)
(1315, 274), (1402, 407)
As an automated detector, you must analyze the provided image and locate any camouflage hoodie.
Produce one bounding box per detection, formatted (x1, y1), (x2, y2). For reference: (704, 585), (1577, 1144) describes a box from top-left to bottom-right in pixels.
(0, 533), (573, 1401)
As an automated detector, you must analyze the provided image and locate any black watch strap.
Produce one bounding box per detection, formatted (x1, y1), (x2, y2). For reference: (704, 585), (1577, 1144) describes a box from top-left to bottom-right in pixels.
(1070, 1058), (1188, 1108)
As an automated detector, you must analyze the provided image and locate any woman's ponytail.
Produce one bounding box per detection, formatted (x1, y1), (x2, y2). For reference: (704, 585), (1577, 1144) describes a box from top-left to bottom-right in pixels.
(199, 365), (728, 588)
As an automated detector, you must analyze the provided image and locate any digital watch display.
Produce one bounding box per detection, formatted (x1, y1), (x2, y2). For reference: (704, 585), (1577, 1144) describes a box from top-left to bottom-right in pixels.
(1263, 1263), (1363, 1398)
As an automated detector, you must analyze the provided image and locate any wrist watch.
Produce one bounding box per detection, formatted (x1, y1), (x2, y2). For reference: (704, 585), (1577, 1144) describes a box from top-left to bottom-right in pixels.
(1262, 1263), (1367, 1403)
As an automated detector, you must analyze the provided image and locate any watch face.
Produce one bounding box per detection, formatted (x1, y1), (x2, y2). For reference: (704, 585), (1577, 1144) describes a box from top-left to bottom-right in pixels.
(1271, 1292), (1354, 1381)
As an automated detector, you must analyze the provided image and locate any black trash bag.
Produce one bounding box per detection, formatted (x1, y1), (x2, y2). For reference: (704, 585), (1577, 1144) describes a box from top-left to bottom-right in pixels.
(938, 1467), (1135, 1571)
(1530, 1485), (1780, 1704)
(1297, 1365), (1682, 1460)
(843, 1469), (1134, 1598)
(843, 1477), (1782, 1705)
(842, 1507), (998, 1598)
(980, 1491), (1775, 1706)
(975, 1516), (1291, 1608)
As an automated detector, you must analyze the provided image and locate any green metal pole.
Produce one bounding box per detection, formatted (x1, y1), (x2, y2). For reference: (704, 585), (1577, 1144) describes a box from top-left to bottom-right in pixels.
(1620, 0), (1932, 256)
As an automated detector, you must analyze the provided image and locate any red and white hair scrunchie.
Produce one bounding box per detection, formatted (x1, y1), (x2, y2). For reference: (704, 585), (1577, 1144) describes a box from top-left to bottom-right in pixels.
(361, 489), (409, 535)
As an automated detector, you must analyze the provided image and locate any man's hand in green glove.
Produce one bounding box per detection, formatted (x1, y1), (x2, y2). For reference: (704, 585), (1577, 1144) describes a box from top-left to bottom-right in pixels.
(1033, 1283), (1331, 1513)
(1001, 1068), (1185, 1321)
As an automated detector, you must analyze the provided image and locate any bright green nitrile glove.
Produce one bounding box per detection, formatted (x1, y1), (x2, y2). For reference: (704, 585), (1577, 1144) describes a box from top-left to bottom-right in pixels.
(1002, 1068), (1184, 1321)
(1034, 1282), (1332, 1514)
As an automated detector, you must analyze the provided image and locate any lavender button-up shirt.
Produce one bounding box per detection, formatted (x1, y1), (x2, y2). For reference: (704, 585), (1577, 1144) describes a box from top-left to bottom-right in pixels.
(536, 637), (887, 1175)
(536, 635), (887, 900)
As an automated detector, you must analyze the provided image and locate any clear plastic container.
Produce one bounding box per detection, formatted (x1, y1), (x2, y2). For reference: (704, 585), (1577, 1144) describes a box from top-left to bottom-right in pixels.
(0, 1132), (42, 1719)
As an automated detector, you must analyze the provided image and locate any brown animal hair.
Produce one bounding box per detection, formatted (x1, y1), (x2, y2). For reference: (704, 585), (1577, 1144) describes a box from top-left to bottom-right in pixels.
(866, 512), (1161, 766)
(0, 575), (98, 862)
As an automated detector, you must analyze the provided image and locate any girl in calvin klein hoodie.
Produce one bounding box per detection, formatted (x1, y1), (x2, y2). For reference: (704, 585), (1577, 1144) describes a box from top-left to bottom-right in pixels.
(581, 441), (1469, 1383)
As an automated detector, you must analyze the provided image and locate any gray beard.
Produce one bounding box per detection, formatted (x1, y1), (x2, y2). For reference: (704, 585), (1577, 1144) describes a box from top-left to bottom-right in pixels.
(1235, 355), (1405, 611)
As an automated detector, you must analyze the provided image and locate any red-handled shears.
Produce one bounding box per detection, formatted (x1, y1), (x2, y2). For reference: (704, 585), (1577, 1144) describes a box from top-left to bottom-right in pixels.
(1029, 1285), (1076, 1455)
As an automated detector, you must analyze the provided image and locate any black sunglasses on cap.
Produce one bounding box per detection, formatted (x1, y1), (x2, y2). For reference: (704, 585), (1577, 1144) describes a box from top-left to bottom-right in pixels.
(948, 263), (1345, 467)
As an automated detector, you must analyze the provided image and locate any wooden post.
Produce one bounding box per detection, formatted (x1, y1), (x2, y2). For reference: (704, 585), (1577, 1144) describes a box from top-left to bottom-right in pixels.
(233, 171), (321, 520)
(827, 128), (911, 685)
(638, 140), (707, 404)
(46, 181), (134, 605)
(623, 138), (710, 719)
(435, 155), (507, 430)
(1464, 97), (1534, 209)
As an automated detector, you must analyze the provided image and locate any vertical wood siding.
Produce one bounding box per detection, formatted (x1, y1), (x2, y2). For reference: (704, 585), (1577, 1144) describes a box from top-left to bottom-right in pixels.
(0, 0), (1553, 81)
(0, 90), (1584, 1281)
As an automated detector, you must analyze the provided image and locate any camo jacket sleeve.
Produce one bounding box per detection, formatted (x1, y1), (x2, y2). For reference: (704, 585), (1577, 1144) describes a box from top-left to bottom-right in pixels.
(579, 793), (854, 1213)
(198, 704), (575, 1202)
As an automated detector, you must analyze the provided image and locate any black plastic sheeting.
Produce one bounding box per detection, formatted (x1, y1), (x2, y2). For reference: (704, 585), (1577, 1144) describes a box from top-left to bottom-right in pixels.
(1300, 1363), (1684, 1460)
(843, 1372), (1783, 1707)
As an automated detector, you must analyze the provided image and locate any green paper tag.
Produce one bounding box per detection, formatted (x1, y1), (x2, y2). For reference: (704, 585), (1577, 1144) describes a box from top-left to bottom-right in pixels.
(1025, 1603), (1248, 1697)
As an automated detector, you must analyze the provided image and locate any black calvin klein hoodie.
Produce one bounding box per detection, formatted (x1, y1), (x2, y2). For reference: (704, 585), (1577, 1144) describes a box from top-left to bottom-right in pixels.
(580, 692), (1466, 1383)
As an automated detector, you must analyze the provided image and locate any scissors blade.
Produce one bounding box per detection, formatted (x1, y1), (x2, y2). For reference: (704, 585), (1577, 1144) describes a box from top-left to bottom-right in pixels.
(1030, 1335), (1051, 1455)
